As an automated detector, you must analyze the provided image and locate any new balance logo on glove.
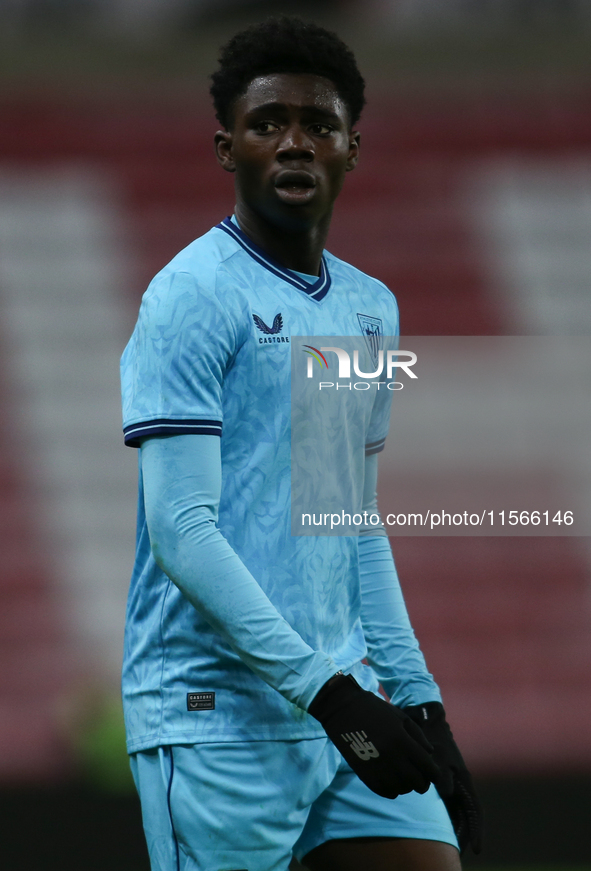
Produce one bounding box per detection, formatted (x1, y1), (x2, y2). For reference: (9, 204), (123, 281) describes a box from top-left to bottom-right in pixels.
(342, 730), (379, 760)
(308, 672), (438, 799)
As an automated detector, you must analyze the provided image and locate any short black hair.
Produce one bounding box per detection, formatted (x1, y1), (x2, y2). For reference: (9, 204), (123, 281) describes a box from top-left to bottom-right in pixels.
(210, 17), (365, 130)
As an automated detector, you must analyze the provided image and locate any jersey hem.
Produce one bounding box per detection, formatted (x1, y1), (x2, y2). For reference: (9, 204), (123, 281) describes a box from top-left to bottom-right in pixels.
(126, 723), (327, 754)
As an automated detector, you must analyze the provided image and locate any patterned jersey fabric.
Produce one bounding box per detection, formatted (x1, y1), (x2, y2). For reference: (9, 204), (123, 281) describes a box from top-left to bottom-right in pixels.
(120, 217), (401, 751)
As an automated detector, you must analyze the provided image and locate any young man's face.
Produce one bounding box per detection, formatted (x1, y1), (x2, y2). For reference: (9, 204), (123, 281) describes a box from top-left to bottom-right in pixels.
(215, 73), (360, 233)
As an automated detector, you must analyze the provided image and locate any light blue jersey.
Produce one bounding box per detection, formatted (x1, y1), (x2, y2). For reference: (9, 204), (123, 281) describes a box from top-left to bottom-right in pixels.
(121, 217), (401, 752)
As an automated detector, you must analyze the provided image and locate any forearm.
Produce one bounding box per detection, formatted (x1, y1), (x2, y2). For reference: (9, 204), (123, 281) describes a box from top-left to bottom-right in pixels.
(359, 535), (441, 706)
(141, 434), (336, 710)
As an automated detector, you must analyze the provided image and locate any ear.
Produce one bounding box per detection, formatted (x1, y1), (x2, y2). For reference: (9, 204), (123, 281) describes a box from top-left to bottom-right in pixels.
(214, 129), (236, 173)
(346, 130), (361, 172)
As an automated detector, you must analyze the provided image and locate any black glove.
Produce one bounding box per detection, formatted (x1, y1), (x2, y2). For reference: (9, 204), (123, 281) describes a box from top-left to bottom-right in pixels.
(308, 673), (440, 799)
(405, 701), (483, 855)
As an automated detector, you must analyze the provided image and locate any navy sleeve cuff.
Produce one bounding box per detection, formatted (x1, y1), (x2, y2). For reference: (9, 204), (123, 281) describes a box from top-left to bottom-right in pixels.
(365, 437), (386, 456)
(123, 418), (222, 448)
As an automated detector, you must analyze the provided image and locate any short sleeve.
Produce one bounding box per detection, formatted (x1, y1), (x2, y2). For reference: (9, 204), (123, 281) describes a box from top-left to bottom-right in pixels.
(121, 270), (240, 447)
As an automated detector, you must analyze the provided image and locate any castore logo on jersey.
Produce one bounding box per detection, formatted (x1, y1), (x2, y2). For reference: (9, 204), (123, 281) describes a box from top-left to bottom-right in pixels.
(253, 312), (290, 344)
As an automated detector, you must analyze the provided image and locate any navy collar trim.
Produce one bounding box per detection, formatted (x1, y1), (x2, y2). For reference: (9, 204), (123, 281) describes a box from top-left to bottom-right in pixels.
(217, 217), (331, 302)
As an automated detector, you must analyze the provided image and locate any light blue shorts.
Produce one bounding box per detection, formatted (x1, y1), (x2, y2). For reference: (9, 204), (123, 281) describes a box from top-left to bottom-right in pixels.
(130, 738), (457, 871)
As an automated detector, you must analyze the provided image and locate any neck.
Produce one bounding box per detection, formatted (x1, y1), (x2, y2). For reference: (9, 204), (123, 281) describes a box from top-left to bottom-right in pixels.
(234, 203), (331, 275)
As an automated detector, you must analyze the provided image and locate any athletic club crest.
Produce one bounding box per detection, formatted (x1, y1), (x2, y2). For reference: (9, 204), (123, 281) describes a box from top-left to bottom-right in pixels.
(357, 313), (383, 367)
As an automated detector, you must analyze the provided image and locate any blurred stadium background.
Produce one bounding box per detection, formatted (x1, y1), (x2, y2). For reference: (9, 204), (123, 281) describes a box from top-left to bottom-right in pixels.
(1, 1), (590, 869)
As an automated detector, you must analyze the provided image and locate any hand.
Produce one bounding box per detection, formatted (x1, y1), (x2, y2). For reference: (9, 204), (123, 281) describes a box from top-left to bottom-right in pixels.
(308, 673), (439, 799)
(405, 702), (483, 854)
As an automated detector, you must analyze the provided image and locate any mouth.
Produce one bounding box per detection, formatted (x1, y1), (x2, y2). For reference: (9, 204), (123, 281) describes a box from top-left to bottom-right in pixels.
(274, 170), (316, 190)
(274, 170), (317, 203)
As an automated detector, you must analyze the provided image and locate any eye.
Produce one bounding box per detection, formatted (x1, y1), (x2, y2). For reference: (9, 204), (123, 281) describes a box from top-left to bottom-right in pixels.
(253, 121), (279, 134)
(309, 123), (333, 135)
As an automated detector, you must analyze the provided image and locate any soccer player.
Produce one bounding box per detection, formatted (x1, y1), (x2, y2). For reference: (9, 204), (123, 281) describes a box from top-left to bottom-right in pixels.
(120, 17), (482, 871)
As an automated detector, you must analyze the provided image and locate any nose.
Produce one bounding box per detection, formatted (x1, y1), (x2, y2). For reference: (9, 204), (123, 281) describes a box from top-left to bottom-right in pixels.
(276, 124), (314, 161)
